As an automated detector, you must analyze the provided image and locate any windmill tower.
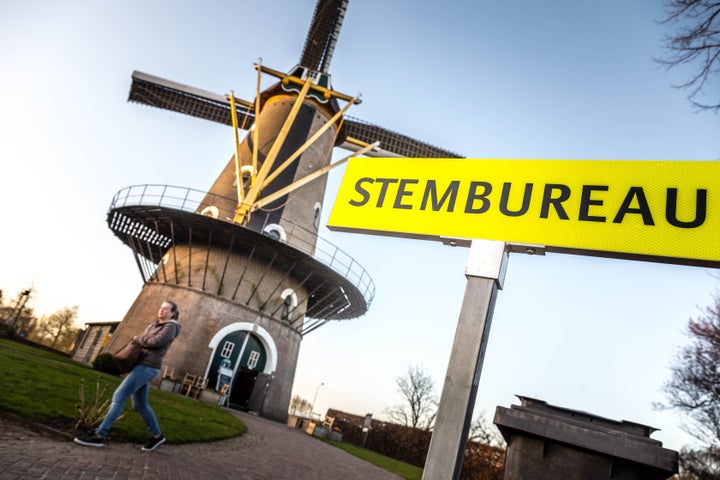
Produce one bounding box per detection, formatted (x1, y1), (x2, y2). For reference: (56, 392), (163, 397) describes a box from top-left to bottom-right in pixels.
(107, 0), (461, 421)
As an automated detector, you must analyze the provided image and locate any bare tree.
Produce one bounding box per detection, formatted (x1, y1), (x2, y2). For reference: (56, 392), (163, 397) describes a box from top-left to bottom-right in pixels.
(677, 448), (720, 480)
(33, 305), (80, 351)
(2, 288), (33, 327)
(0, 288), (37, 338)
(468, 411), (506, 448)
(13, 307), (38, 339)
(385, 365), (437, 430)
(657, 1), (720, 111)
(656, 291), (720, 478)
(289, 395), (312, 416)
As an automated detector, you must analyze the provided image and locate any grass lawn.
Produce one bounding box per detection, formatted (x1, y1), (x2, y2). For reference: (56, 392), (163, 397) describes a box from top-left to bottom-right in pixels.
(324, 439), (424, 480)
(0, 338), (244, 443)
(0, 338), (423, 479)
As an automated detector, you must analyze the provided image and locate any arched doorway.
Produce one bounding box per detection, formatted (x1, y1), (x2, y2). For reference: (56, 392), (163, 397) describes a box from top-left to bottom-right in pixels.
(207, 324), (276, 411)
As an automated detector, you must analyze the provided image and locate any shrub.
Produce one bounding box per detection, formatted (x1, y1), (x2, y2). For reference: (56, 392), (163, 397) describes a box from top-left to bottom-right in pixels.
(75, 376), (120, 430)
(0, 324), (16, 339)
(462, 442), (505, 480)
(92, 353), (121, 375)
(328, 408), (505, 479)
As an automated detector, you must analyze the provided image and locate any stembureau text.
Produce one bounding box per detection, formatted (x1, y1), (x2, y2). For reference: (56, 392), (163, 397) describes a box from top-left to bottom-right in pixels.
(348, 178), (707, 228)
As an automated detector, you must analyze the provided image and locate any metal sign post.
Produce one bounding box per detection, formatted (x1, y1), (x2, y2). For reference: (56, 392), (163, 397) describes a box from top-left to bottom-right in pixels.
(422, 239), (508, 480)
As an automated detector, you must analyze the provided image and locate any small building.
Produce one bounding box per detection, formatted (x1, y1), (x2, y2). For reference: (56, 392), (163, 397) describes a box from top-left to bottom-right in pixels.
(71, 321), (119, 365)
(494, 396), (678, 480)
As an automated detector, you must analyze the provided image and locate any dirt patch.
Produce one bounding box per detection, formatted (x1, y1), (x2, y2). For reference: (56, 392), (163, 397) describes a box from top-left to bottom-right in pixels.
(0, 412), (132, 443)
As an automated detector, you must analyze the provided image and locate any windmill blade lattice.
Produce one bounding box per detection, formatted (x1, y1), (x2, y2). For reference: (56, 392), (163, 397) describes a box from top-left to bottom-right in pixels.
(128, 71), (256, 130)
(300, 0), (348, 73)
(128, 70), (461, 158)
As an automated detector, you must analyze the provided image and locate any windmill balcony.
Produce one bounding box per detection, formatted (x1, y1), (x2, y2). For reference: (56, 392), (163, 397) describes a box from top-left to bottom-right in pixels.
(107, 184), (375, 321)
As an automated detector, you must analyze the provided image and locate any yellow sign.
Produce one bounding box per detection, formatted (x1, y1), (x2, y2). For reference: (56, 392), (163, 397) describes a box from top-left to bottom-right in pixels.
(327, 158), (720, 267)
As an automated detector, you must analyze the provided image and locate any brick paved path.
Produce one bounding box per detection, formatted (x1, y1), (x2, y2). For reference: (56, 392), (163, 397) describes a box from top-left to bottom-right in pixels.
(0, 411), (402, 479)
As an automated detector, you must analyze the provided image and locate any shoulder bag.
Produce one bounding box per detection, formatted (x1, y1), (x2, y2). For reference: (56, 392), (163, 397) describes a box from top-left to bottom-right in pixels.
(112, 341), (143, 373)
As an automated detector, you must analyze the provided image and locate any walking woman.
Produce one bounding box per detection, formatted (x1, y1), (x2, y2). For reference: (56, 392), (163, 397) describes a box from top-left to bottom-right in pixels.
(74, 300), (182, 451)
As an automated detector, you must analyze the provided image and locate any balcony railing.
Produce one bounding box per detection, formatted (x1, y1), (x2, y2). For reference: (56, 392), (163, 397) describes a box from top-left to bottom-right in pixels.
(109, 184), (375, 308)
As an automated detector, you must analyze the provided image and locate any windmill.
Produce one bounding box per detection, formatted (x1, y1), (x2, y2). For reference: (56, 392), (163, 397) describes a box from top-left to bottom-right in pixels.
(106, 0), (462, 421)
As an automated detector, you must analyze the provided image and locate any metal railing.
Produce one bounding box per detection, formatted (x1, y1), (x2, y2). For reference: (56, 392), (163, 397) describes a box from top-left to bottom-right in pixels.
(109, 184), (375, 308)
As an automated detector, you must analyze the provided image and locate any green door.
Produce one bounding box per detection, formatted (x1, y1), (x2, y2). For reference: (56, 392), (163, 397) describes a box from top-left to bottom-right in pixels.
(209, 330), (267, 410)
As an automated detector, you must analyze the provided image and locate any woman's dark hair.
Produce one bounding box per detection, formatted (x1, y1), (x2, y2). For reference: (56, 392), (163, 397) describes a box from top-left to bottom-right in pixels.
(165, 300), (179, 320)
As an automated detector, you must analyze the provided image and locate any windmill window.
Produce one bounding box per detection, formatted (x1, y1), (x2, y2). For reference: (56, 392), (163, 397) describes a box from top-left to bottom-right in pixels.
(263, 224), (287, 242)
(313, 202), (322, 229)
(247, 350), (260, 369)
(220, 341), (235, 358)
(241, 165), (255, 190)
(200, 205), (219, 218)
(280, 288), (298, 321)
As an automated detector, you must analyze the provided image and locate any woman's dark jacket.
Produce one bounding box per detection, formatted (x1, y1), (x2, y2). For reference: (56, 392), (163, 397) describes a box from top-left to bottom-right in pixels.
(134, 320), (181, 369)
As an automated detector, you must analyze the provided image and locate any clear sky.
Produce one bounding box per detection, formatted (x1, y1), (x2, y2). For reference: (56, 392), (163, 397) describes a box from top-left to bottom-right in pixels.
(1, 0), (719, 452)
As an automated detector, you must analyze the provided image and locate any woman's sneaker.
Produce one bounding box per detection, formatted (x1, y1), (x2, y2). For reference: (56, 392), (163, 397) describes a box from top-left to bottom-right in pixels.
(74, 433), (105, 447)
(141, 434), (166, 452)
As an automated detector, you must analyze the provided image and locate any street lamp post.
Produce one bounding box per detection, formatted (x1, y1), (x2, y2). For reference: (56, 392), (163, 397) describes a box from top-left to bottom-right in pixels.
(310, 382), (324, 420)
(7, 289), (31, 328)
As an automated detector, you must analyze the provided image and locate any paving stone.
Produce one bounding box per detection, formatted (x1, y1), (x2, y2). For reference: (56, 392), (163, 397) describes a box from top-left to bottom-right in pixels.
(0, 411), (402, 480)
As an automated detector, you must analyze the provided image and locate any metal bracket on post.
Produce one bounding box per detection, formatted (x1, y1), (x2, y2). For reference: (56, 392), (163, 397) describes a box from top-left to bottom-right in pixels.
(422, 239), (508, 480)
(466, 239), (509, 288)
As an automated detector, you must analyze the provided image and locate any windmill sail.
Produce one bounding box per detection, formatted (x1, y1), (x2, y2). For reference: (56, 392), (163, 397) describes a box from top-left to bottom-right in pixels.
(128, 71), (461, 158)
(300, 0), (348, 73)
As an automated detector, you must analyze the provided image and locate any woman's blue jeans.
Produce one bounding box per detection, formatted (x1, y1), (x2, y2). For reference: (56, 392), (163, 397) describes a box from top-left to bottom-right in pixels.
(96, 365), (161, 437)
